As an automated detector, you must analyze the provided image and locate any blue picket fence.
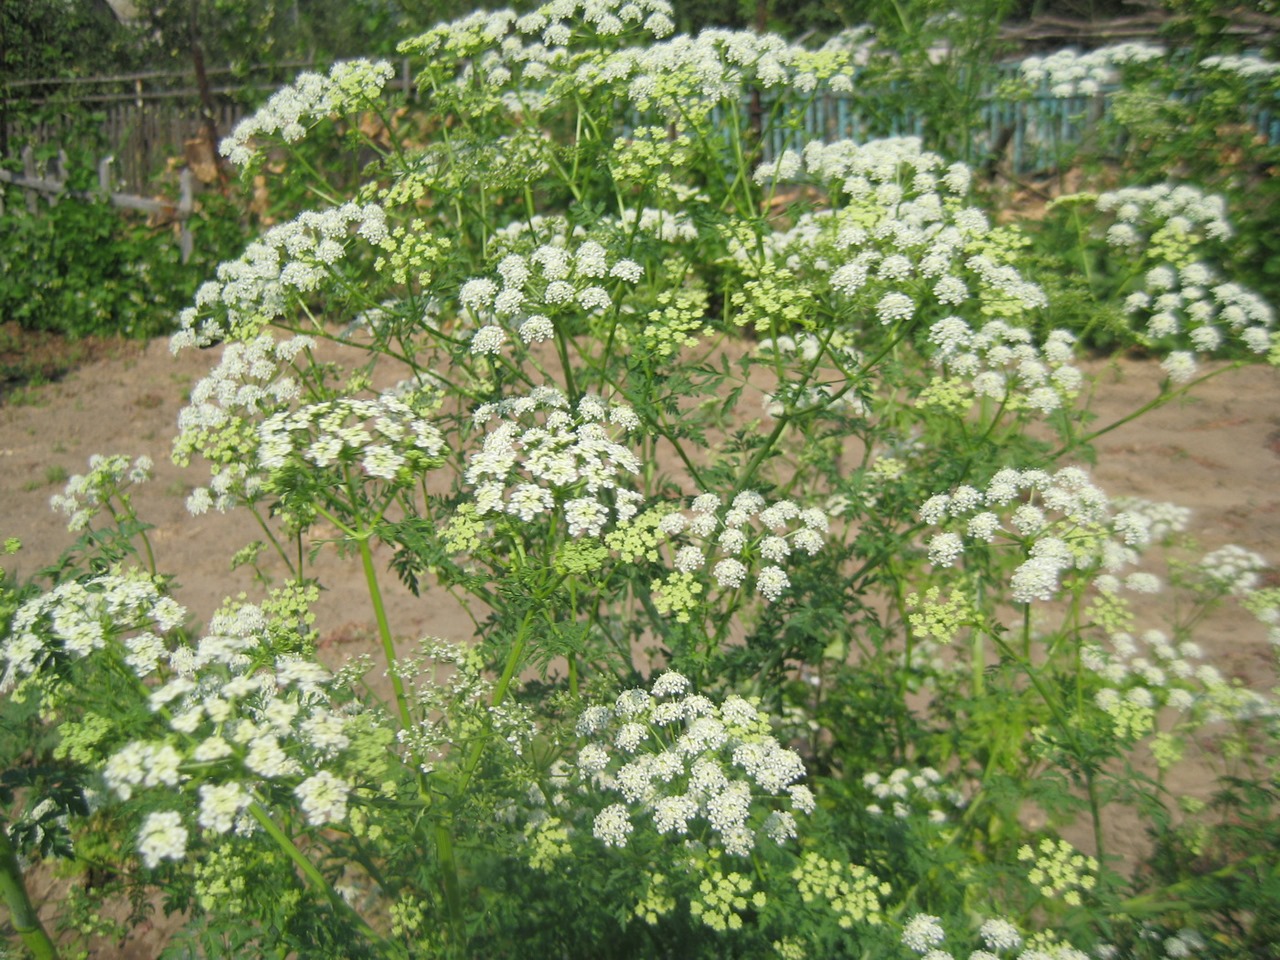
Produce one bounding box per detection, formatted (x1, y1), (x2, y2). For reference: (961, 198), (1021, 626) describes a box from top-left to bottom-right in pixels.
(731, 63), (1280, 175)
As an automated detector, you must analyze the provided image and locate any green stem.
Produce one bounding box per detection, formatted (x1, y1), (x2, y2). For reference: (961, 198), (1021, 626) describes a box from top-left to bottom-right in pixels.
(248, 803), (398, 956)
(248, 503), (298, 578)
(1051, 362), (1242, 460)
(358, 536), (413, 731)
(433, 821), (463, 927)
(0, 828), (58, 960)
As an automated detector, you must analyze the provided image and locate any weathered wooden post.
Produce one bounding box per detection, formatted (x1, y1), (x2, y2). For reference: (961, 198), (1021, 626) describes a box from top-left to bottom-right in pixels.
(21, 144), (35, 213)
(98, 154), (114, 197)
(178, 167), (194, 263)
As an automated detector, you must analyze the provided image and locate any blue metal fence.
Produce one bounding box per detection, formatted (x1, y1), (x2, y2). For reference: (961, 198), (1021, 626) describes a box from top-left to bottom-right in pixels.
(732, 65), (1280, 175)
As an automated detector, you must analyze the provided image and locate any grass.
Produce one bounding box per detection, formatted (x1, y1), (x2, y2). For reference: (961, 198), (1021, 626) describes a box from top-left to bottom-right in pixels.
(0, 322), (142, 405)
(22, 464), (68, 491)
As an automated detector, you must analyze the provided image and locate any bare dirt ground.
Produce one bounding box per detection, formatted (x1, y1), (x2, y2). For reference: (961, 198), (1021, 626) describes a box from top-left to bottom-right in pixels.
(3, 338), (1275, 658)
(1, 337), (1277, 954)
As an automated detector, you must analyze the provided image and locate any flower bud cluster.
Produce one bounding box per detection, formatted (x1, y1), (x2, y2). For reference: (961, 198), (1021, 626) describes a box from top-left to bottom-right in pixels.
(1017, 838), (1098, 906)
(792, 851), (891, 931)
(575, 671), (813, 856)
(689, 855), (767, 932)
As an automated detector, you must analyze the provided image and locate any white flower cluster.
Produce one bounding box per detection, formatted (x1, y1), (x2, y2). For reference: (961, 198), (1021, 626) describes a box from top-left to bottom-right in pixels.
(799, 136), (964, 193)
(571, 28), (856, 119)
(394, 641), (537, 772)
(99, 596), (358, 867)
(2, 570), (185, 692)
(902, 913), (1035, 959)
(172, 334), (314, 513)
(1097, 183), (1233, 244)
(1108, 497), (1192, 543)
(862, 766), (964, 822)
(1095, 184), (1274, 376)
(466, 387), (642, 534)
(1082, 627), (1261, 724)
(258, 392), (446, 484)
(1198, 53), (1280, 80)
(455, 239), (646, 356)
(402, 0), (674, 68)
(922, 466), (1160, 603)
(731, 138), (1047, 335)
(220, 59), (396, 166)
(1018, 43), (1164, 98)
(927, 317), (1081, 414)
(576, 671), (813, 855)
(49, 453), (153, 532)
(656, 490), (829, 603)
(170, 204), (388, 350)
(618, 206), (699, 243)
(1196, 544), (1270, 596)
(2, 573), (352, 872)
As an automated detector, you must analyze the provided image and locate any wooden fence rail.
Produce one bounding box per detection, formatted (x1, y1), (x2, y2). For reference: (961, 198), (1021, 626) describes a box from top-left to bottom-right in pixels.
(0, 146), (194, 262)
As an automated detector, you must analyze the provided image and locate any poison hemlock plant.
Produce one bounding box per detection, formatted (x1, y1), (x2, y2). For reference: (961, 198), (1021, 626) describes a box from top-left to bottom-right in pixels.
(2, 4), (1278, 958)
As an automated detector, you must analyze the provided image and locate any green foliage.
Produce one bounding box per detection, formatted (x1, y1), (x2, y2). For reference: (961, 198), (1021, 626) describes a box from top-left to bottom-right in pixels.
(2, 4), (1280, 959)
(0, 145), (247, 338)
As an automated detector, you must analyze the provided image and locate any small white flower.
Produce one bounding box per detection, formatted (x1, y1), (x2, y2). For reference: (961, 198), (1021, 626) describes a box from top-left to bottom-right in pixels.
(470, 325), (507, 355)
(650, 672), (690, 698)
(674, 545), (705, 573)
(593, 803), (633, 847)
(713, 558), (748, 588)
(137, 810), (188, 868)
(294, 771), (350, 826)
(519, 315), (555, 343)
(902, 913), (946, 954)
(927, 533), (964, 566)
(756, 565), (790, 602)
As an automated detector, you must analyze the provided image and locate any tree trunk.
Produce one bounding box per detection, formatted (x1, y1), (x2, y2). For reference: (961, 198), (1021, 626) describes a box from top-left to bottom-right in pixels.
(188, 0), (228, 188)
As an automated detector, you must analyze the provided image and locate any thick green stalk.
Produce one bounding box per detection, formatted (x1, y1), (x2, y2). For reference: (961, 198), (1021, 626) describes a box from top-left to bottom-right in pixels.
(433, 822), (463, 925)
(358, 536), (413, 731)
(0, 829), (58, 960)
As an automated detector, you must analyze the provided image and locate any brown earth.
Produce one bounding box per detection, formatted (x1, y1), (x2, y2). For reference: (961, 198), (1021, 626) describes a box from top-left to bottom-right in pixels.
(1, 337), (1277, 955)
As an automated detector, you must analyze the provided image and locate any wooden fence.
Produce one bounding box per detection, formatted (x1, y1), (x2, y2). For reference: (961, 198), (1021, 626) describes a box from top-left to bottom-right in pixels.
(0, 145), (194, 262)
(1, 60), (416, 193)
(3, 52), (1277, 244)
